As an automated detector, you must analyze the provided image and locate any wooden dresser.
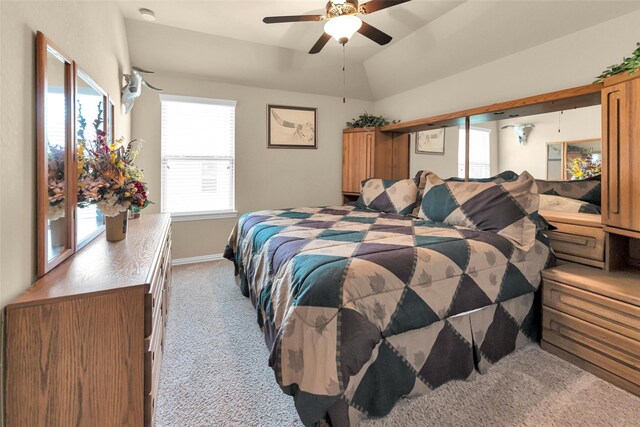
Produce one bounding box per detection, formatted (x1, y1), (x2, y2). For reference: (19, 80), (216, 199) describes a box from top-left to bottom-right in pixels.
(4, 214), (172, 426)
(342, 128), (409, 202)
(541, 264), (640, 396)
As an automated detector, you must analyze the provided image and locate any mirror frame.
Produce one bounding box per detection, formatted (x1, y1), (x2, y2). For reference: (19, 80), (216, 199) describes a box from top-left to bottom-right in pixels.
(74, 66), (110, 251)
(37, 32), (117, 277)
(36, 32), (76, 277)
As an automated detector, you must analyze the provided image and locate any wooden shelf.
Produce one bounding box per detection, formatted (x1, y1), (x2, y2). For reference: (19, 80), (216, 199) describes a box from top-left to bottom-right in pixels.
(381, 83), (603, 134)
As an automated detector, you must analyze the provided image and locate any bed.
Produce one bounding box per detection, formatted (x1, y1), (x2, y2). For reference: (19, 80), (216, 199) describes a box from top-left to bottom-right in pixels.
(224, 183), (555, 426)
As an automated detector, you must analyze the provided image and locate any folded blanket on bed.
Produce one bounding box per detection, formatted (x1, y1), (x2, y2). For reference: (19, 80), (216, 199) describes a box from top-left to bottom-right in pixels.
(224, 205), (554, 426)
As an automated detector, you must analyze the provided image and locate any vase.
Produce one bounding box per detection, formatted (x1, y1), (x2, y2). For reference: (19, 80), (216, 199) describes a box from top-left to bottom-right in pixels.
(49, 217), (66, 248)
(105, 211), (128, 242)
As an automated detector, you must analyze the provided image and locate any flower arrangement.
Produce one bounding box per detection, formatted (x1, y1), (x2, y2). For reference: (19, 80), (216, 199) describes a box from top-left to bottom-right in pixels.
(77, 130), (151, 217)
(48, 144), (66, 221)
(567, 150), (601, 180)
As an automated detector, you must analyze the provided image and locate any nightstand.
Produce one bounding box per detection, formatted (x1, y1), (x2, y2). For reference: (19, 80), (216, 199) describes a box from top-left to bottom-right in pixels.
(541, 263), (640, 396)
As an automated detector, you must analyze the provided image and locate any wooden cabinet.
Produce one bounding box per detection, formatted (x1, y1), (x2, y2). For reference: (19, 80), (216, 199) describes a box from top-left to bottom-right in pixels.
(602, 72), (640, 234)
(342, 128), (410, 198)
(541, 264), (640, 397)
(5, 214), (172, 427)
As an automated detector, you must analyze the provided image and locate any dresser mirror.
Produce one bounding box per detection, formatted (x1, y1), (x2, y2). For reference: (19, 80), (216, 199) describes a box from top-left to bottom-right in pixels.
(37, 32), (117, 276)
(36, 32), (75, 277)
(75, 69), (108, 249)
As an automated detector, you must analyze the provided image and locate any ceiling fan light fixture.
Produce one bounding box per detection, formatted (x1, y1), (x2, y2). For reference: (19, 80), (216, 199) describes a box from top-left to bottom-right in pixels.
(324, 15), (362, 45)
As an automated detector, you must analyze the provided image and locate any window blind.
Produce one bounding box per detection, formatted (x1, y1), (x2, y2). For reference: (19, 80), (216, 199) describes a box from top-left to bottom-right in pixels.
(160, 94), (237, 217)
(458, 128), (491, 179)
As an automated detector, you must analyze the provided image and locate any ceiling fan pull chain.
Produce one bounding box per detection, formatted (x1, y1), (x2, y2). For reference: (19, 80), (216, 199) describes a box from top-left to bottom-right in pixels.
(343, 44), (346, 104)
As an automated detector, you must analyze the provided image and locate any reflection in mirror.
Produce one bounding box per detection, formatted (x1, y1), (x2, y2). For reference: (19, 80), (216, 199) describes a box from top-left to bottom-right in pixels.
(76, 70), (106, 248)
(45, 48), (69, 261)
(410, 127), (461, 179)
(565, 139), (602, 180)
(547, 143), (563, 179)
(494, 105), (601, 181)
(458, 123), (498, 179)
(108, 99), (115, 143)
(493, 105), (602, 214)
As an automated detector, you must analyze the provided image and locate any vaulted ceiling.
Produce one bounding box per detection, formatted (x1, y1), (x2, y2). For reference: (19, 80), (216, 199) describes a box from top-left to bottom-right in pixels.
(120, 1), (640, 100)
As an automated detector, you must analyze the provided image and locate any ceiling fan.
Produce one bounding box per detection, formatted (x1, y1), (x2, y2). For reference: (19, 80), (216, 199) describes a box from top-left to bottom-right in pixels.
(263, 0), (411, 54)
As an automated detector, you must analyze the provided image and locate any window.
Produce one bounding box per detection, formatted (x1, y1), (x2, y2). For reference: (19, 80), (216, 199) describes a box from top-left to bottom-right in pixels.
(458, 127), (491, 178)
(161, 95), (237, 220)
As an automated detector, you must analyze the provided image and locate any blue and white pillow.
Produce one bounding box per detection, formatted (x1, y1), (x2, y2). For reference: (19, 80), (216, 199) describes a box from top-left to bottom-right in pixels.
(418, 171), (539, 251)
(358, 178), (418, 215)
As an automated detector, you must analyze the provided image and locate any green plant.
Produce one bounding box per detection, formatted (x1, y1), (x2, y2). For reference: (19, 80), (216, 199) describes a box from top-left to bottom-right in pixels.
(594, 42), (640, 83)
(346, 113), (399, 128)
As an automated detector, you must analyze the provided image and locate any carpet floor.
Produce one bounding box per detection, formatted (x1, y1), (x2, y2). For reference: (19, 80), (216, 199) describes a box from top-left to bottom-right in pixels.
(155, 261), (640, 427)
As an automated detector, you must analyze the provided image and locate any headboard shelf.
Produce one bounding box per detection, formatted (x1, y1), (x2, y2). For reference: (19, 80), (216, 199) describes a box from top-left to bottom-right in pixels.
(380, 82), (603, 134)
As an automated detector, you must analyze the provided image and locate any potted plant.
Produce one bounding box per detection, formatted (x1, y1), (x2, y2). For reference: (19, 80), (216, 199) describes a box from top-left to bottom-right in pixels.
(346, 113), (399, 129)
(594, 42), (640, 82)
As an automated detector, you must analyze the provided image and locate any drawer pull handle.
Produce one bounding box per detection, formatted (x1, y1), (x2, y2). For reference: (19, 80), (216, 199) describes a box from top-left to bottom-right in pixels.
(548, 232), (590, 246)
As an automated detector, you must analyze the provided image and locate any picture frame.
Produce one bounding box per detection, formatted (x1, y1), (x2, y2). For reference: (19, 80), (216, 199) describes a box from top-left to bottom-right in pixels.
(267, 104), (317, 149)
(415, 128), (445, 155)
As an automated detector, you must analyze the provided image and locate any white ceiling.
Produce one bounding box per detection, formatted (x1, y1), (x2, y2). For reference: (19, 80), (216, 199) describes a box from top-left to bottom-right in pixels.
(119, 1), (640, 100)
(118, 1), (463, 61)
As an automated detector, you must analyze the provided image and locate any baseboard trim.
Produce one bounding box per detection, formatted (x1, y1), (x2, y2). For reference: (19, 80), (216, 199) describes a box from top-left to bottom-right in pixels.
(172, 253), (224, 266)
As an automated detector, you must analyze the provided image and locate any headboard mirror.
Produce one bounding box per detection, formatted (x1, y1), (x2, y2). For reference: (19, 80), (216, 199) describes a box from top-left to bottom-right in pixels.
(36, 32), (75, 276)
(400, 86), (603, 215)
(411, 106), (601, 182)
(75, 69), (108, 249)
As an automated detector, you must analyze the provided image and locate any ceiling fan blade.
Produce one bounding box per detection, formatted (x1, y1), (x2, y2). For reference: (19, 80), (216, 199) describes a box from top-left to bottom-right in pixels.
(360, 0), (411, 14)
(357, 21), (392, 45)
(309, 33), (332, 54)
(263, 15), (324, 24)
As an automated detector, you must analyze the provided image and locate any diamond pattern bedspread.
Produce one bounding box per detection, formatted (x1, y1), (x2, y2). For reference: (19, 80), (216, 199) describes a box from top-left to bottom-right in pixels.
(224, 205), (554, 425)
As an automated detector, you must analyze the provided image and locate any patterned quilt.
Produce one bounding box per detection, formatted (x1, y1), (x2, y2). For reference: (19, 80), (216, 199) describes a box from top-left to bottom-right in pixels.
(224, 205), (554, 426)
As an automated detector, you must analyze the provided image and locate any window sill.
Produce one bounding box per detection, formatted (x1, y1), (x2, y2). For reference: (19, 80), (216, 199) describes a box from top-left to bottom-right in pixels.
(170, 211), (238, 222)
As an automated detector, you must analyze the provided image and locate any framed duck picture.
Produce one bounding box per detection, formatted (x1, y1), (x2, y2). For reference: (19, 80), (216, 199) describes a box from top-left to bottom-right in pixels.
(415, 128), (445, 155)
(267, 105), (317, 149)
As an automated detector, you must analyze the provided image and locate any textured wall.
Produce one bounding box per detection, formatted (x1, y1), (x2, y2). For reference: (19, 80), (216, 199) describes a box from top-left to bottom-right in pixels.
(131, 72), (373, 260)
(0, 1), (131, 308)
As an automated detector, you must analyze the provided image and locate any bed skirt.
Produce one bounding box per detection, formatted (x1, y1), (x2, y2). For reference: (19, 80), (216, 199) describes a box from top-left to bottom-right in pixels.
(322, 291), (540, 426)
(234, 266), (540, 426)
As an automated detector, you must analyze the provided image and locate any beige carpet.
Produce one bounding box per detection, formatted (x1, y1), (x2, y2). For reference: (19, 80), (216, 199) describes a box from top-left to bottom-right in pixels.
(155, 261), (640, 426)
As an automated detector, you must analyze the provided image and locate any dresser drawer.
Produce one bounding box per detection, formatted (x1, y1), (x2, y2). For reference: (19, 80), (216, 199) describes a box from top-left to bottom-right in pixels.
(145, 240), (171, 337)
(144, 298), (164, 395)
(544, 279), (640, 341)
(144, 332), (164, 427)
(543, 306), (640, 385)
(546, 222), (605, 267)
